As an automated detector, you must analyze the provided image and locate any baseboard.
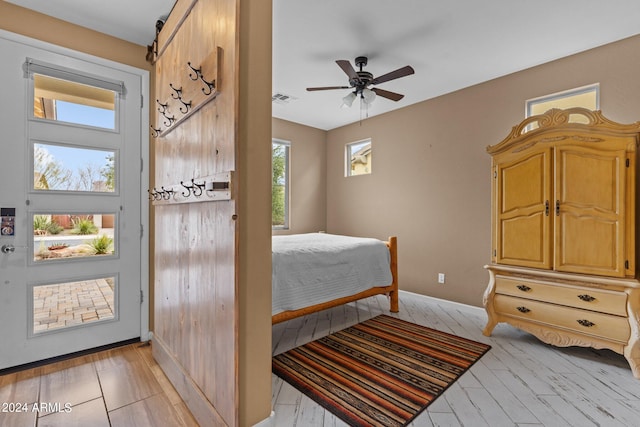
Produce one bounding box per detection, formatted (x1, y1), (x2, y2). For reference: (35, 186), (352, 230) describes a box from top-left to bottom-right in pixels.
(399, 290), (485, 313)
(252, 411), (275, 427)
(152, 335), (227, 427)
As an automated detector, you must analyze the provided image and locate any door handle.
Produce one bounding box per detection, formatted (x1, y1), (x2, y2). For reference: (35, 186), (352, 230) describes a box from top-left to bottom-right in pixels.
(1, 244), (26, 254)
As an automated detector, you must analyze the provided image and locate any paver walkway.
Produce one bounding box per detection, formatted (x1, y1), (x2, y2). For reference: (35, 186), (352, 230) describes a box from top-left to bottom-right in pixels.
(33, 278), (115, 333)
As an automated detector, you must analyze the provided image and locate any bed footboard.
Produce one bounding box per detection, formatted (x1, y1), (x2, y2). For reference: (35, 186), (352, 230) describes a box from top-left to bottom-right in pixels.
(272, 236), (399, 324)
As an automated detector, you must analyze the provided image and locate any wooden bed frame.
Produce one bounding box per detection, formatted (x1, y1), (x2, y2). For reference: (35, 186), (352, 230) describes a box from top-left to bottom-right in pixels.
(272, 236), (399, 324)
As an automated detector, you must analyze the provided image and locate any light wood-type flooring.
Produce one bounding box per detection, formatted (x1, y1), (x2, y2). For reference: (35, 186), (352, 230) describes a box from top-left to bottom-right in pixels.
(272, 291), (640, 427)
(0, 342), (198, 427)
(3, 291), (639, 426)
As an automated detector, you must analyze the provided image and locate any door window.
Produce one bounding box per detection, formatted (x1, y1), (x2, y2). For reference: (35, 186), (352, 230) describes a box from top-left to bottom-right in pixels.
(32, 142), (117, 193)
(31, 276), (117, 335)
(32, 213), (116, 262)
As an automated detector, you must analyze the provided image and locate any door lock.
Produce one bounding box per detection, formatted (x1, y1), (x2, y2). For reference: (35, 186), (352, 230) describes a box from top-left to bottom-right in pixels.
(1, 244), (16, 254)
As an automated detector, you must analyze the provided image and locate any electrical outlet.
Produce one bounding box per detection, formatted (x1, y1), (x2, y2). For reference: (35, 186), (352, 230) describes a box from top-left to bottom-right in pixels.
(438, 273), (445, 284)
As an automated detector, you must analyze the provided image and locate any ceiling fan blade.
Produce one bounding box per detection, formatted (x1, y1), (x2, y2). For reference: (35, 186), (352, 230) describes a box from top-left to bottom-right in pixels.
(371, 88), (405, 101)
(371, 65), (415, 85)
(306, 86), (351, 91)
(336, 60), (360, 81)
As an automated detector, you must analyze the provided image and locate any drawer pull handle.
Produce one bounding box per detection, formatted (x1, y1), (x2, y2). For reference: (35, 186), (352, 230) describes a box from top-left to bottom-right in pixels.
(577, 294), (595, 302)
(577, 319), (595, 327)
(516, 285), (531, 292)
(516, 306), (531, 313)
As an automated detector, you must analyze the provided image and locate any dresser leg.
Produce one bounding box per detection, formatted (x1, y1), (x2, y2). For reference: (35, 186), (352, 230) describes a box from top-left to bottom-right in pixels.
(483, 319), (497, 336)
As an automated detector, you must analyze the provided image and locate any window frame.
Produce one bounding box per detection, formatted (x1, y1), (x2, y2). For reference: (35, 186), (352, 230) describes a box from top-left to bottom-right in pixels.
(526, 83), (599, 118)
(26, 58), (123, 133)
(345, 138), (372, 177)
(272, 139), (290, 230)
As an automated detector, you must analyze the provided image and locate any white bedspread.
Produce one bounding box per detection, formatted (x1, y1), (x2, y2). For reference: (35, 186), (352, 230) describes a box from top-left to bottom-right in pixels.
(272, 233), (392, 315)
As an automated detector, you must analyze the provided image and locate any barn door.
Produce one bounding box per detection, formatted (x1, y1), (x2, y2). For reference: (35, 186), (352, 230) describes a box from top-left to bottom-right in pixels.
(150, 0), (239, 425)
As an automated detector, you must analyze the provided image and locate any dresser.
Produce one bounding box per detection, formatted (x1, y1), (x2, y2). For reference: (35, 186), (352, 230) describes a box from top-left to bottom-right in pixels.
(483, 108), (640, 378)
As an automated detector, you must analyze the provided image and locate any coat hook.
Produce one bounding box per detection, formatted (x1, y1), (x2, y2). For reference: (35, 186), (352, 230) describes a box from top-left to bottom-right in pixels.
(161, 110), (175, 127)
(200, 75), (215, 96)
(191, 178), (205, 197)
(187, 62), (202, 81)
(150, 125), (163, 138)
(180, 180), (194, 197)
(178, 97), (192, 114)
(169, 83), (182, 100)
(152, 188), (163, 201)
(161, 186), (174, 200)
(156, 99), (168, 113)
(147, 189), (156, 201)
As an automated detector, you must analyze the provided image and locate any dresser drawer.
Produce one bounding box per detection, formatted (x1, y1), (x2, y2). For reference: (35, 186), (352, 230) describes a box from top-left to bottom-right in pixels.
(494, 294), (631, 343)
(494, 276), (627, 316)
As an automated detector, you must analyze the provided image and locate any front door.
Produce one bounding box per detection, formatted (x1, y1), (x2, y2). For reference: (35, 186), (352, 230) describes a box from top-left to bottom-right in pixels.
(0, 32), (148, 370)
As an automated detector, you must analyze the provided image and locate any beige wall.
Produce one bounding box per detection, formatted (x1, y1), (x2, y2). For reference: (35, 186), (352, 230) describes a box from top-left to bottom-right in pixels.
(0, 2), (150, 69)
(272, 118), (327, 235)
(325, 34), (640, 307)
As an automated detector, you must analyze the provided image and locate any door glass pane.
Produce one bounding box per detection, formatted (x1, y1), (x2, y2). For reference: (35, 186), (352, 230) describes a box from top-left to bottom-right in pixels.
(33, 143), (116, 192)
(32, 276), (116, 334)
(33, 213), (116, 262)
(33, 74), (116, 129)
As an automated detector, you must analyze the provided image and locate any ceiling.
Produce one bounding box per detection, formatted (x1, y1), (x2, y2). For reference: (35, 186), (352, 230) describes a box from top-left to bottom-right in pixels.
(7, 0), (640, 130)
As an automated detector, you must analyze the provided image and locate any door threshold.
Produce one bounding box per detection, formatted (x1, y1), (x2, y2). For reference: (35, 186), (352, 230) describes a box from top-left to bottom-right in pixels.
(0, 337), (142, 375)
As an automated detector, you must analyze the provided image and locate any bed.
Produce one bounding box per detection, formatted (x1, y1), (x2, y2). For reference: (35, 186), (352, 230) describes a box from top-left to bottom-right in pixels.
(271, 233), (398, 324)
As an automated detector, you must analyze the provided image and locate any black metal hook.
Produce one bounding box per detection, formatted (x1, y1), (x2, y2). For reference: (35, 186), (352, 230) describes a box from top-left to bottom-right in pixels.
(161, 110), (175, 127)
(169, 83), (182, 100)
(160, 186), (174, 200)
(147, 189), (156, 201)
(191, 178), (205, 197)
(150, 125), (163, 138)
(178, 97), (192, 114)
(200, 76), (215, 96)
(187, 62), (201, 81)
(180, 180), (194, 197)
(156, 99), (168, 113)
(152, 188), (163, 201)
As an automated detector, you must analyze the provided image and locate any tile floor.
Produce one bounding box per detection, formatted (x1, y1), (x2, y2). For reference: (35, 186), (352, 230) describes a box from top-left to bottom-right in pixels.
(0, 343), (198, 427)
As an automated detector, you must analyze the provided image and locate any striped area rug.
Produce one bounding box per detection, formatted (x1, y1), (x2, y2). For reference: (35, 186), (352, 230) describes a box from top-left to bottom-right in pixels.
(273, 315), (491, 426)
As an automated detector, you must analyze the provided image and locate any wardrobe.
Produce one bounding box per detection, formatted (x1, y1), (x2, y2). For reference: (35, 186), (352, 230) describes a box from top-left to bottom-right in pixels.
(483, 108), (640, 378)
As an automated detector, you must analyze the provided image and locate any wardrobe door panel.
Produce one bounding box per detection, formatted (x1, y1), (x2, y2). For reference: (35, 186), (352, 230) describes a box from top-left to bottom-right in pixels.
(495, 148), (553, 269)
(555, 145), (626, 277)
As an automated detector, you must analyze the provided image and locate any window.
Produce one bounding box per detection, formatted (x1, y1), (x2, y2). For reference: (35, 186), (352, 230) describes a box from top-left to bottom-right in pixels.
(31, 276), (117, 335)
(26, 58), (124, 131)
(32, 213), (116, 263)
(272, 139), (290, 229)
(33, 74), (117, 129)
(346, 139), (372, 177)
(526, 84), (599, 124)
(32, 142), (116, 192)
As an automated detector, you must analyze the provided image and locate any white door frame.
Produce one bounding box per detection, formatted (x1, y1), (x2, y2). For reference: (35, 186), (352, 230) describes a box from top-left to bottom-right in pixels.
(0, 29), (150, 350)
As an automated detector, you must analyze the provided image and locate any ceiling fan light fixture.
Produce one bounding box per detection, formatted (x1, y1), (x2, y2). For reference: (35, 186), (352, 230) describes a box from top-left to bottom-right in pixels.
(341, 91), (357, 108)
(362, 88), (376, 104)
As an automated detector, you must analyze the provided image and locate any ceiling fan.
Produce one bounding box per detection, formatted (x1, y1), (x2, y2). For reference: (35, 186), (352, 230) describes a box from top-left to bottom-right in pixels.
(306, 56), (415, 107)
